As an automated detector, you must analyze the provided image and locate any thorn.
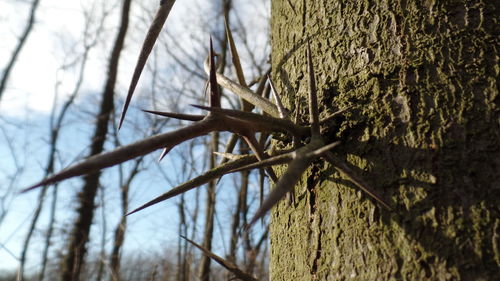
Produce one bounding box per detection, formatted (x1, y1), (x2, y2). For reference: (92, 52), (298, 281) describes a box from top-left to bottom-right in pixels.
(242, 135), (278, 182)
(213, 151), (242, 160)
(268, 75), (289, 119)
(293, 94), (301, 125)
(215, 134), (240, 184)
(142, 109), (204, 121)
(202, 61), (280, 117)
(306, 141), (342, 158)
(119, 2), (176, 129)
(319, 106), (353, 125)
(225, 14), (255, 113)
(190, 104), (307, 137)
(306, 42), (320, 136)
(158, 147), (172, 162)
(293, 94), (301, 148)
(218, 134), (239, 165)
(23, 119), (218, 192)
(20, 182), (46, 194)
(229, 151), (293, 174)
(208, 36), (221, 108)
(325, 152), (393, 210)
(225, 16), (247, 88)
(259, 168), (265, 207)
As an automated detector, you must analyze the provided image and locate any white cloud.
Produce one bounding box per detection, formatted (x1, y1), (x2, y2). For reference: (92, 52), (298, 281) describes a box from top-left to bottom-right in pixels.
(0, 0), (89, 116)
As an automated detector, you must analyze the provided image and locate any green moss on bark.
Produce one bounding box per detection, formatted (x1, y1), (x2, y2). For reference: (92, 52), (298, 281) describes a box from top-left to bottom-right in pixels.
(270, 0), (499, 280)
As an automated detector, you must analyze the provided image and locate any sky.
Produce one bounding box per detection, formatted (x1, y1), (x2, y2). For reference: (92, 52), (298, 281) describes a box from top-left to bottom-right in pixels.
(0, 0), (270, 275)
(1, 0), (91, 115)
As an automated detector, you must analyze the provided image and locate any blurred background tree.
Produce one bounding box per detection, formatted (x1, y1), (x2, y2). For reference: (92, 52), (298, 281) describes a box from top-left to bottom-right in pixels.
(0, 0), (270, 280)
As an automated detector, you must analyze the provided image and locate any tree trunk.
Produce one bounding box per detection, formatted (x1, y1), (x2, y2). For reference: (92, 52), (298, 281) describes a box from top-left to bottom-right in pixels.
(60, 1), (132, 280)
(109, 159), (142, 281)
(269, 1), (499, 280)
(198, 132), (219, 281)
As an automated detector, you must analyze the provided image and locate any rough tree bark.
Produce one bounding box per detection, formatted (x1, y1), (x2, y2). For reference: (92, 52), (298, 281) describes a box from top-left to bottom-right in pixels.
(60, 1), (132, 280)
(270, 1), (499, 280)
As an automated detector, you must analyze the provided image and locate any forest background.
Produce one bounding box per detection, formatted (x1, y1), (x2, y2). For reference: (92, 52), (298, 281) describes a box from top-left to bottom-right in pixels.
(0, 0), (270, 280)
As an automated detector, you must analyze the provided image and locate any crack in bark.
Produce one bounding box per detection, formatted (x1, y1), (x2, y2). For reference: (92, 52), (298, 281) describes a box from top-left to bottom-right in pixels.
(307, 165), (322, 280)
(310, 214), (322, 280)
(300, 0), (307, 36)
(307, 165), (320, 222)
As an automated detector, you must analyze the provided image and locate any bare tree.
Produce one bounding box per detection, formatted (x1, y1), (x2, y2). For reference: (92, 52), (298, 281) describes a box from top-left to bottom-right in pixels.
(0, 123), (26, 229)
(13, 1), (273, 280)
(17, 5), (109, 280)
(108, 126), (145, 281)
(197, 132), (218, 281)
(60, 1), (133, 280)
(0, 0), (41, 102)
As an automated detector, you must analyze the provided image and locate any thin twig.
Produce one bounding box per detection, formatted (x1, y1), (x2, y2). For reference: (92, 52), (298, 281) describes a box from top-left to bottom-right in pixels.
(192, 105), (307, 137)
(203, 59), (279, 117)
(22, 118), (219, 192)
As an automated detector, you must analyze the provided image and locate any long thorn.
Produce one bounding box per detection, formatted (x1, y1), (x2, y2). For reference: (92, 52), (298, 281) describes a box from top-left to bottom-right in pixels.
(247, 137), (327, 227)
(191, 105), (307, 137)
(233, 141), (339, 174)
(208, 36), (221, 108)
(119, 1), (176, 129)
(259, 168), (265, 206)
(218, 133), (239, 165)
(203, 61), (279, 117)
(213, 151), (242, 160)
(225, 17), (247, 87)
(158, 147), (172, 162)
(22, 118), (218, 192)
(142, 109), (204, 121)
(293, 94), (301, 148)
(127, 154), (258, 215)
(268, 75), (289, 119)
(243, 135), (278, 182)
(307, 141), (342, 158)
(325, 152), (392, 210)
(319, 106), (352, 125)
(230, 152), (293, 174)
(181, 236), (258, 281)
(306, 42), (320, 136)
(248, 153), (311, 227)
(225, 15), (254, 113)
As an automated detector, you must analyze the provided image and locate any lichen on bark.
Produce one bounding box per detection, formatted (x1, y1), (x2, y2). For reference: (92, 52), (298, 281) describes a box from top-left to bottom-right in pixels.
(269, 0), (499, 280)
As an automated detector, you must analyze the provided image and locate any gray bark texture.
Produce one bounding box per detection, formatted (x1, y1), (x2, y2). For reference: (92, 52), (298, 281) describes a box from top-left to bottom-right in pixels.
(269, 1), (499, 280)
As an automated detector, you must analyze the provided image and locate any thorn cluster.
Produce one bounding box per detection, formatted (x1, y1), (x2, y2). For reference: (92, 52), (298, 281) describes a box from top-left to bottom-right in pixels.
(23, 39), (391, 221)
